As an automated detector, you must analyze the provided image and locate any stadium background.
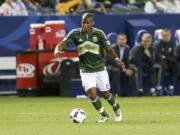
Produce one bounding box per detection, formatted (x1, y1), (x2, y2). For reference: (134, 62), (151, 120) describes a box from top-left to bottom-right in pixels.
(0, 13), (180, 96)
(0, 1), (180, 134)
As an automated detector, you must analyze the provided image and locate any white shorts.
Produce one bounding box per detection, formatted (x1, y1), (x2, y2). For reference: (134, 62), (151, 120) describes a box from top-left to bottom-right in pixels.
(80, 69), (111, 92)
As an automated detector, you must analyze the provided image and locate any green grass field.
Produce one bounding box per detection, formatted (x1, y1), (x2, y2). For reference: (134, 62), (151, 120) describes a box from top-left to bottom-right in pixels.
(0, 96), (180, 135)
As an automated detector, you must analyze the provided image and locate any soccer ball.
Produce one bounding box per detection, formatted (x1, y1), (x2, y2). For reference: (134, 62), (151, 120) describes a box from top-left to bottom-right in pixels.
(70, 108), (86, 123)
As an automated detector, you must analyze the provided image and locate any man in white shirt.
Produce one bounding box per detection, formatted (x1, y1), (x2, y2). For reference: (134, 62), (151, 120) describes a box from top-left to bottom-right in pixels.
(0, 0), (20, 16)
(106, 34), (131, 96)
(14, 0), (28, 15)
(162, 0), (180, 13)
(144, 0), (166, 13)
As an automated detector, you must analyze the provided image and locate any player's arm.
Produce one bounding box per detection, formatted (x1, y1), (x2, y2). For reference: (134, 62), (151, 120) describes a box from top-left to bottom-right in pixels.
(54, 41), (66, 58)
(100, 31), (125, 69)
(104, 47), (125, 69)
(54, 30), (74, 58)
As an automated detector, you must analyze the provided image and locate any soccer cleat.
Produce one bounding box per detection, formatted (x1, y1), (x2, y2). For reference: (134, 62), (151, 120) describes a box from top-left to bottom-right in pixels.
(96, 116), (109, 123)
(115, 109), (122, 122)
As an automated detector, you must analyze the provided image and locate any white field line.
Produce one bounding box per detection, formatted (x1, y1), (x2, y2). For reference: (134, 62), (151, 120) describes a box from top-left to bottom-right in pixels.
(0, 112), (180, 115)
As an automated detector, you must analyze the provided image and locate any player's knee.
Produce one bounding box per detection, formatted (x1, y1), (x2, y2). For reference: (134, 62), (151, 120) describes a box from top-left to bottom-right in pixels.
(88, 93), (97, 100)
(101, 91), (110, 99)
(86, 88), (97, 100)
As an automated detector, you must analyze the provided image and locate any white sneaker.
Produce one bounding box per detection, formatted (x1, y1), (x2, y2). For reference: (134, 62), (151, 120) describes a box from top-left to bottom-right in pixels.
(115, 109), (122, 122)
(96, 116), (109, 123)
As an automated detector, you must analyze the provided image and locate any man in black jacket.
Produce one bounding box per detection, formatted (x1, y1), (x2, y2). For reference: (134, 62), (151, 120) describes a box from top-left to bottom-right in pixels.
(129, 33), (156, 96)
(154, 29), (178, 95)
(106, 34), (131, 96)
(175, 45), (180, 69)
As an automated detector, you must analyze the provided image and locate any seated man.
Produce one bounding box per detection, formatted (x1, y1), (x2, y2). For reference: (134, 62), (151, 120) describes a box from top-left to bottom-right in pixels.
(154, 29), (178, 95)
(106, 34), (131, 96)
(129, 33), (156, 96)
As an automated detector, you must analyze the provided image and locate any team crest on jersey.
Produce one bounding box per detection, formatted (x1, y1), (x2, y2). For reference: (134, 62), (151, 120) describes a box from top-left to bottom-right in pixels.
(92, 36), (98, 42)
(79, 38), (83, 42)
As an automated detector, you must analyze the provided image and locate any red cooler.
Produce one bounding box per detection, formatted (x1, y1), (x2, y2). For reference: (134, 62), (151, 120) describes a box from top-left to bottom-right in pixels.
(30, 23), (45, 50)
(16, 51), (38, 89)
(45, 20), (65, 50)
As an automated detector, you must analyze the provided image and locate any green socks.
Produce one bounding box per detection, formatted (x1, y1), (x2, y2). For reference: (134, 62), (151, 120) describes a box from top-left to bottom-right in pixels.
(92, 97), (108, 117)
(107, 93), (120, 112)
(91, 94), (120, 117)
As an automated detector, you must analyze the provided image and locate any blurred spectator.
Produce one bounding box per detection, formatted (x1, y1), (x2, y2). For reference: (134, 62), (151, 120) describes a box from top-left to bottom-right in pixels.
(106, 34), (131, 96)
(154, 29), (178, 95)
(144, 0), (166, 13)
(162, 0), (180, 13)
(22, 0), (40, 15)
(57, 0), (94, 15)
(57, 0), (82, 15)
(0, 0), (20, 16)
(80, 0), (94, 11)
(14, 0), (28, 15)
(129, 33), (156, 96)
(129, 0), (145, 7)
(31, 0), (58, 14)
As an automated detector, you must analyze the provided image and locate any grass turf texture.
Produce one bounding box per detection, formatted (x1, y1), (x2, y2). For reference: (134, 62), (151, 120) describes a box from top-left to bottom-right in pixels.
(0, 97), (180, 135)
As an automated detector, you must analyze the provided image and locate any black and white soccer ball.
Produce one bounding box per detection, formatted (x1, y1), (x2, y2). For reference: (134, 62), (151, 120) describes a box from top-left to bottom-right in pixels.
(70, 108), (86, 123)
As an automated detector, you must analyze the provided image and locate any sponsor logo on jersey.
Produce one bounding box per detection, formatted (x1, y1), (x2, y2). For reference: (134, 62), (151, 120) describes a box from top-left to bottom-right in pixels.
(17, 63), (35, 78)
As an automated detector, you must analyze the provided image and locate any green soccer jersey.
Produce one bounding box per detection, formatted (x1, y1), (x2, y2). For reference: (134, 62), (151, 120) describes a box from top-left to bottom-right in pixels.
(62, 27), (111, 72)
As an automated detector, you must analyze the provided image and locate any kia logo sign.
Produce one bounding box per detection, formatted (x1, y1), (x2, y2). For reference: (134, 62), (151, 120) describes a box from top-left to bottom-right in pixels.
(17, 63), (35, 78)
(43, 58), (62, 76)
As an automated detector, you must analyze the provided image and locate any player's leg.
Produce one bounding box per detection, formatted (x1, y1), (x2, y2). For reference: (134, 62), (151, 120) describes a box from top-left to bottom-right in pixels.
(86, 88), (109, 122)
(148, 67), (156, 96)
(101, 91), (122, 122)
(80, 71), (109, 122)
(97, 70), (122, 122)
(154, 63), (163, 95)
(168, 62), (178, 95)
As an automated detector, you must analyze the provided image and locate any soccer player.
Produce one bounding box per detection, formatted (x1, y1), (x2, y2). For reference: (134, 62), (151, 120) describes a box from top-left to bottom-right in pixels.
(54, 13), (123, 123)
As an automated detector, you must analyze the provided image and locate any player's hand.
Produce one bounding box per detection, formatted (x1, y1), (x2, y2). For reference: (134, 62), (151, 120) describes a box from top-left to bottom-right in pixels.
(54, 51), (62, 58)
(115, 58), (125, 69)
(144, 49), (151, 57)
(124, 69), (134, 77)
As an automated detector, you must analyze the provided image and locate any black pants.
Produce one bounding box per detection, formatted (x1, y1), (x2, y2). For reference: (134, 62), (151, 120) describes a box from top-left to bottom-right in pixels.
(135, 66), (156, 90)
(110, 68), (132, 96)
(157, 61), (178, 86)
